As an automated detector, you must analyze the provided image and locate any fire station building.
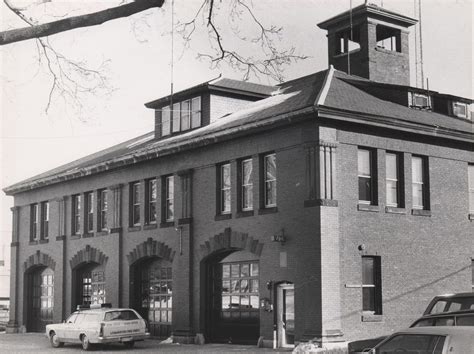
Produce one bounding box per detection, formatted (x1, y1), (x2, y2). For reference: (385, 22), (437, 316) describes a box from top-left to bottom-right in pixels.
(4, 4), (474, 348)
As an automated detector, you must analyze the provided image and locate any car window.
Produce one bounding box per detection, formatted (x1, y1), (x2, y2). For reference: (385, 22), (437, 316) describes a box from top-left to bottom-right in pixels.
(447, 298), (474, 311)
(434, 317), (454, 326)
(82, 313), (100, 323)
(375, 334), (445, 354)
(104, 310), (139, 321)
(429, 300), (448, 314)
(66, 313), (78, 323)
(75, 313), (86, 324)
(412, 318), (435, 327)
(456, 315), (474, 326)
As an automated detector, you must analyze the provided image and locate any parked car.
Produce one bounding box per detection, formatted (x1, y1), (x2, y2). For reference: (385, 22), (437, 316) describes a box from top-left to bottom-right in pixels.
(349, 293), (474, 353)
(369, 326), (474, 353)
(45, 304), (149, 350)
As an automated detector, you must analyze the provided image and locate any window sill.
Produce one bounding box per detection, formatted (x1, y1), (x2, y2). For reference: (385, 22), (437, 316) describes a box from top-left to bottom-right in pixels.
(178, 217), (193, 225)
(160, 221), (175, 228)
(29, 240), (38, 245)
(215, 214), (232, 221)
(96, 230), (109, 236)
(385, 206), (406, 215)
(361, 313), (383, 322)
(39, 239), (49, 244)
(83, 232), (94, 238)
(143, 224), (158, 230)
(71, 234), (82, 240)
(468, 213), (474, 221)
(258, 207), (278, 215)
(357, 204), (379, 212)
(110, 227), (122, 234)
(304, 199), (338, 208)
(236, 210), (254, 218)
(411, 209), (431, 217)
(128, 226), (141, 232)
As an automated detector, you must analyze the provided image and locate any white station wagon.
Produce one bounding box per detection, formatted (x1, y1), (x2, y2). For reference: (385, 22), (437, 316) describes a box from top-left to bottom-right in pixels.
(45, 304), (149, 350)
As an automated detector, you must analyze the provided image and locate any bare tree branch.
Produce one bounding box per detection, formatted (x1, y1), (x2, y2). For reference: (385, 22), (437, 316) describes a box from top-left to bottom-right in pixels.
(0, 0), (165, 46)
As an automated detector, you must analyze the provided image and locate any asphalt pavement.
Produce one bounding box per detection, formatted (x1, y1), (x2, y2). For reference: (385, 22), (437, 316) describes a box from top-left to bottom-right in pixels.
(0, 333), (292, 353)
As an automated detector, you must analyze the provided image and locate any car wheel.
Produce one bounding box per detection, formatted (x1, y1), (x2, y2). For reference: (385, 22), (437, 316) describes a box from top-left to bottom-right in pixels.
(124, 341), (135, 348)
(81, 334), (92, 351)
(49, 331), (64, 348)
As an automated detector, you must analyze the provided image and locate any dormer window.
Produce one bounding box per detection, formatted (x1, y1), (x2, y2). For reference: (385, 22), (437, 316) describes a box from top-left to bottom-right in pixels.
(452, 102), (468, 119)
(161, 96), (202, 136)
(408, 92), (432, 110)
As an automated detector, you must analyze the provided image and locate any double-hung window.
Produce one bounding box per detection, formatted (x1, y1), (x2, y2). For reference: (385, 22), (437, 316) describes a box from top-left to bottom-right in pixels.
(72, 194), (81, 235)
(40, 201), (49, 239)
(172, 102), (180, 133)
(412, 156), (429, 210)
(362, 256), (382, 314)
(241, 159), (253, 211)
(219, 163), (231, 214)
(146, 178), (157, 224)
(31, 203), (39, 241)
(386, 152), (403, 207)
(191, 97), (201, 128)
(161, 97), (201, 137)
(130, 182), (141, 226)
(263, 154), (277, 208)
(97, 189), (108, 231)
(358, 148), (376, 205)
(161, 106), (171, 136)
(180, 99), (191, 131)
(164, 176), (174, 222)
(85, 192), (94, 233)
(469, 165), (474, 214)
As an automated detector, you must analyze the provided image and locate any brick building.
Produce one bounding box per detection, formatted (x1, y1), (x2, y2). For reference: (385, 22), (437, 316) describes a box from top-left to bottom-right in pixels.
(4, 4), (474, 348)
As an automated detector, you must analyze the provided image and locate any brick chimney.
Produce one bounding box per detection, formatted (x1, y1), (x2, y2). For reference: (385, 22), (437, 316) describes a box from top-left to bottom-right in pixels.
(318, 3), (417, 86)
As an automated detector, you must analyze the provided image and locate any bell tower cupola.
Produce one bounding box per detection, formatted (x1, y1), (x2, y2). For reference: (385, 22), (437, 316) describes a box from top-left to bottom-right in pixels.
(318, 3), (417, 86)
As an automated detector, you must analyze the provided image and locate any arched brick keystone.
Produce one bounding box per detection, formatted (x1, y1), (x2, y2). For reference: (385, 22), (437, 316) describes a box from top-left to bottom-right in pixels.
(70, 245), (108, 270)
(199, 228), (264, 259)
(127, 237), (175, 265)
(24, 250), (56, 271)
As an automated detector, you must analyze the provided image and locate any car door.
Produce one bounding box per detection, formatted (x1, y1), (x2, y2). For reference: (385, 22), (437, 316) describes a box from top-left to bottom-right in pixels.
(60, 313), (79, 340)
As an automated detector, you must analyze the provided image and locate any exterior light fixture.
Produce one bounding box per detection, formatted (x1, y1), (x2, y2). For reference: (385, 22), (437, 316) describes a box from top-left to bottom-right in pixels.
(271, 228), (286, 245)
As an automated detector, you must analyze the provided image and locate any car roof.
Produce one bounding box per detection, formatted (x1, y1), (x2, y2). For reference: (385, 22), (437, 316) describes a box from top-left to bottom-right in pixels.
(432, 293), (474, 299)
(394, 326), (474, 336)
(75, 308), (135, 314)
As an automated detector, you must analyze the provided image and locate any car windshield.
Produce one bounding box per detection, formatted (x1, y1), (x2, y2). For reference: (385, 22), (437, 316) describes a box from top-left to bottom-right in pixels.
(66, 313), (78, 323)
(104, 310), (139, 321)
(376, 334), (445, 354)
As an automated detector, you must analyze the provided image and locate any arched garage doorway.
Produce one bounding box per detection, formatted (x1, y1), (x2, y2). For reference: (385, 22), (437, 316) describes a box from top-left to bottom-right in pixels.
(204, 250), (260, 344)
(26, 266), (54, 332)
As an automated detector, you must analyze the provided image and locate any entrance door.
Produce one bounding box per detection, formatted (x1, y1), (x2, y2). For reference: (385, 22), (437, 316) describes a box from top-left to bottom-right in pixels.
(28, 267), (54, 332)
(209, 259), (260, 343)
(277, 283), (295, 348)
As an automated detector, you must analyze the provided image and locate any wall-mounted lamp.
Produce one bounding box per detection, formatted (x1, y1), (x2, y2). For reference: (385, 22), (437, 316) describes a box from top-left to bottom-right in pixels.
(271, 228), (286, 245)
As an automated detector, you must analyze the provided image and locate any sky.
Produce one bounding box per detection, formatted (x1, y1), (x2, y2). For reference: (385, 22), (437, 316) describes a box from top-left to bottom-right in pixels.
(0, 0), (472, 293)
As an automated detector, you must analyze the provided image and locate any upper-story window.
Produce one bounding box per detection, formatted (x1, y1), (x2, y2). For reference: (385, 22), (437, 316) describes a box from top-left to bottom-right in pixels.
(412, 156), (429, 210)
(468, 164), (474, 214)
(72, 194), (81, 235)
(240, 159), (253, 211)
(263, 153), (277, 208)
(162, 96), (201, 136)
(97, 189), (107, 231)
(40, 201), (49, 239)
(30, 203), (39, 241)
(386, 152), (403, 208)
(335, 26), (360, 55)
(358, 148), (377, 205)
(163, 176), (174, 222)
(85, 192), (94, 233)
(145, 178), (157, 224)
(408, 92), (432, 110)
(219, 163), (231, 214)
(453, 102), (468, 119)
(130, 182), (141, 226)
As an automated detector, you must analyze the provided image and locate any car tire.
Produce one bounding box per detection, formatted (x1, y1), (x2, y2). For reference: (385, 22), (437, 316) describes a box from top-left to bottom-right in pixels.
(81, 334), (92, 351)
(124, 341), (135, 348)
(49, 331), (64, 348)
